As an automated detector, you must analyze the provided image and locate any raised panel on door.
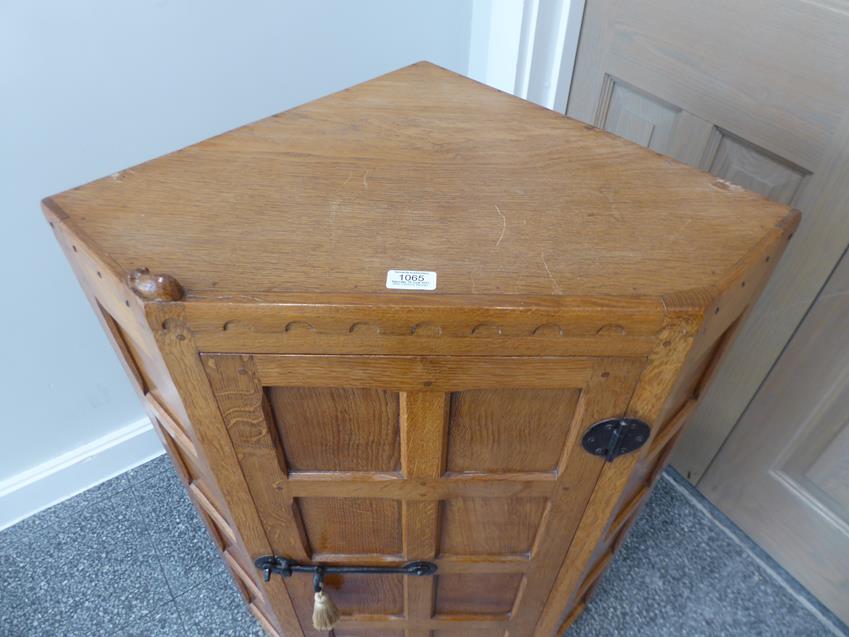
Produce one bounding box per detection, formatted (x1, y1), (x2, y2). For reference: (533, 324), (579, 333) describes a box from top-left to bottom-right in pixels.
(202, 354), (644, 637)
(784, 412), (849, 527)
(592, 75), (715, 165)
(700, 129), (809, 206)
(598, 77), (679, 150)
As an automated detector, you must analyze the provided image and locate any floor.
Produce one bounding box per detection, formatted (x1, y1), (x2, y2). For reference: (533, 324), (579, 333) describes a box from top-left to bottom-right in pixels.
(0, 457), (845, 637)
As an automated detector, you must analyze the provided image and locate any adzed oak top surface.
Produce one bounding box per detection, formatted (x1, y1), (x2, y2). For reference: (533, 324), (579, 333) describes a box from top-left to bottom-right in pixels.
(47, 62), (794, 304)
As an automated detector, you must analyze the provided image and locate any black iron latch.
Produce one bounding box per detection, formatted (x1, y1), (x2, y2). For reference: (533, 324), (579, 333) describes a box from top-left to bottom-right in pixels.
(255, 557), (437, 631)
(581, 418), (651, 462)
(255, 555), (437, 584)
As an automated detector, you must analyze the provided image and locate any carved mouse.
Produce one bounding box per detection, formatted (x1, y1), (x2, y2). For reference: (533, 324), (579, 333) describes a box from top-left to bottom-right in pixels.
(127, 267), (184, 301)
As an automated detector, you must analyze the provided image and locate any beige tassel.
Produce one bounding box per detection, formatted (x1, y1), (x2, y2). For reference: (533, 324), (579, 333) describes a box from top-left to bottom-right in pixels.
(312, 589), (340, 631)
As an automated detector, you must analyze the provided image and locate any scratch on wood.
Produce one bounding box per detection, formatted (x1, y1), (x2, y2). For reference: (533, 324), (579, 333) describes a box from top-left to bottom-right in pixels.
(540, 249), (562, 294)
(495, 205), (506, 247)
(669, 218), (693, 242)
(600, 186), (624, 222)
(363, 170), (370, 189)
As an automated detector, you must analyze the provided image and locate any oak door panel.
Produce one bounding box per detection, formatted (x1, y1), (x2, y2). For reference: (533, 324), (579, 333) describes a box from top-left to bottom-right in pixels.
(446, 388), (581, 474)
(267, 387), (401, 472)
(287, 572), (405, 617)
(202, 353), (644, 636)
(297, 498), (403, 556)
(435, 573), (524, 615)
(438, 497), (548, 557)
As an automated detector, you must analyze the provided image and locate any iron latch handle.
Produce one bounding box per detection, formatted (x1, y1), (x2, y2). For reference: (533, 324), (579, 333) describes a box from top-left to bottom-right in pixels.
(255, 555), (437, 583)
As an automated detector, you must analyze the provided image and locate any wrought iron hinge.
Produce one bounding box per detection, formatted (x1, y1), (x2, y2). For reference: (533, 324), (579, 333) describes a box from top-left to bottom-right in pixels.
(255, 556), (437, 585)
(581, 418), (651, 462)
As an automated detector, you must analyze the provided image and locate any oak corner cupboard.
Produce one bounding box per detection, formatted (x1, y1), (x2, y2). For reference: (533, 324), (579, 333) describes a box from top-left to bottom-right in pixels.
(44, 62), (798, 636)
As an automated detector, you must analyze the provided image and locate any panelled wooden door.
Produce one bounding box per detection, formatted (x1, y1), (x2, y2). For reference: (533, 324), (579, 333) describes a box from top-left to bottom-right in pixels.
(567, 0), (849, 485)
(567, 0), (849, 621)
(201, 354), (643, 636)
(700, 247), (849, 625)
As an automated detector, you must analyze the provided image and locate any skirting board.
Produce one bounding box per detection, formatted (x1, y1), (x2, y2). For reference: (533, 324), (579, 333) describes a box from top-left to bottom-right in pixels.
(0, 417), (164, 531)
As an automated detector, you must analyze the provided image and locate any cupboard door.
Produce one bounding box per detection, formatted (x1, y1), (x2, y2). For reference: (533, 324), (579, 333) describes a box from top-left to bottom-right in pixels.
(202, 354), (643, 637)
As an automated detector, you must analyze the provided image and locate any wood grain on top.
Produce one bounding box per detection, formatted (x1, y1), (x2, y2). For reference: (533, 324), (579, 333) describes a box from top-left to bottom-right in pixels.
(46, 62), (793, 302)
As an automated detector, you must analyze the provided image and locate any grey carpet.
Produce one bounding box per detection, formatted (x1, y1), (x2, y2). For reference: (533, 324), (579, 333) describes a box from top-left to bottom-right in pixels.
(0, 456), (844, 636)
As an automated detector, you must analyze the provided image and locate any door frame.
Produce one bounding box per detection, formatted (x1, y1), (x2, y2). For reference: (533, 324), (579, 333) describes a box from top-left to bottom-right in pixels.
(468, 0), (585, 112)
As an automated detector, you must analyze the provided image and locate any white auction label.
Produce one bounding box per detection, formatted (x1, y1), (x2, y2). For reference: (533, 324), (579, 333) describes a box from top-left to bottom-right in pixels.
(385, 270), (437, 291)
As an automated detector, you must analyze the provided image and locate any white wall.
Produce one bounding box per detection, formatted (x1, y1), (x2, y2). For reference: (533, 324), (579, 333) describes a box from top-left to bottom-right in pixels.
(0, 1), (473, 520)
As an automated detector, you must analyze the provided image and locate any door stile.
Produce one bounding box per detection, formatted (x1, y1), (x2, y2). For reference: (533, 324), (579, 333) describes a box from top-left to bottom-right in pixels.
(401, 391), (449, 637)
(534, 325), (697, 635)
(203, 354), (311, 563)
(507, 358), (644, 635)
